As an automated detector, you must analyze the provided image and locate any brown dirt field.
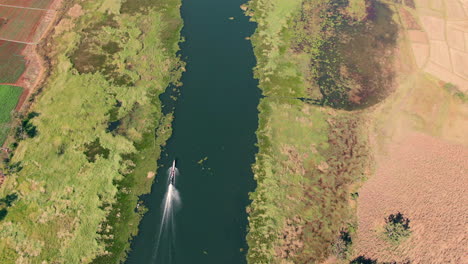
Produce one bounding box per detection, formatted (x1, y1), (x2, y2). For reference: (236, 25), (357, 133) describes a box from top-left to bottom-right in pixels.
(466, 32), (468, 50)
(445, 0), (467, 20)
(420, 15), (445, 40)
(355, 12), (468, 261)
(446, 26), (465, 51)
(450, 48), (468, 78)
(410, 43), (429, 68)
(448, 21), (468, 32)
(0, 7), (47, 43)
(0, 0), (56, 10)
(430, 0), (444, 11)
(429, 40), (452, 69)
(407, 30), (428, 43)
(405, 3), (468, 91)
(355, 132), (468, 264)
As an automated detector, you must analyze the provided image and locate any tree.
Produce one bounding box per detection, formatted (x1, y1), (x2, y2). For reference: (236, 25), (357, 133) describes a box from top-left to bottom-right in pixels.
(383, 212), (411, 243)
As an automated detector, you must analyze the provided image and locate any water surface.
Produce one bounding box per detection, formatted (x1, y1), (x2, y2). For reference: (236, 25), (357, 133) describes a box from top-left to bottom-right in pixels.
(126, 0), (260, 263)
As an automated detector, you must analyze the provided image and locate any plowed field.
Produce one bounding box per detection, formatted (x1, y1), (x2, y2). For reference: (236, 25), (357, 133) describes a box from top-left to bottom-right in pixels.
(0, 0), (54, 9)
(0, 6), (46, 42)
(355, 132), (468, 263)
(0, 40), (26, 83)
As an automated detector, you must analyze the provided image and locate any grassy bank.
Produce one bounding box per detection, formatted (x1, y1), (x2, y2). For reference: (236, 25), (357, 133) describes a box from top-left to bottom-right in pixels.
(0, 0), (183, 263)
(0, 85), (22, 145)
(245, 0), (396, 263)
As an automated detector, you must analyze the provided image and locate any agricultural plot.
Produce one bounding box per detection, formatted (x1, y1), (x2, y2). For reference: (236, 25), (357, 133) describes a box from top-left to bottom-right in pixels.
(0, 41), (26, 83)
(0, 85), (22, 144)
(0, 0), (54, 9)
(0, 6), (47, 42)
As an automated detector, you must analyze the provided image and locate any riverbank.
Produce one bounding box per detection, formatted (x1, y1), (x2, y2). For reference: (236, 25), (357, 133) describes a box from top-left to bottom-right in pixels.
(0, 0), (183, 262)
(245, 0), (397, 263)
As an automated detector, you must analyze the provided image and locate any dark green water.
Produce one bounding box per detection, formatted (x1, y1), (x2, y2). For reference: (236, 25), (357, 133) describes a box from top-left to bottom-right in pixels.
(125, 0), (260, 263)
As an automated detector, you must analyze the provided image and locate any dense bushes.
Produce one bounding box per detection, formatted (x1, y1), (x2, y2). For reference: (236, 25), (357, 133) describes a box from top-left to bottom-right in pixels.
(383, 212), (411, 243)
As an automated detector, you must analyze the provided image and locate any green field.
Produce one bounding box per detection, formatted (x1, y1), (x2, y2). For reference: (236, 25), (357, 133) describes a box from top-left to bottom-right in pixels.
(0, 0), (183, 262)
(0, 85), (22, 144)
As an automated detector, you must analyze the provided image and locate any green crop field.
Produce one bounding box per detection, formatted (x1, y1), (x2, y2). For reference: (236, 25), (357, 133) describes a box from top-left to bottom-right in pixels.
(0, 85), (22, 144)
(0, 41), (26, 83)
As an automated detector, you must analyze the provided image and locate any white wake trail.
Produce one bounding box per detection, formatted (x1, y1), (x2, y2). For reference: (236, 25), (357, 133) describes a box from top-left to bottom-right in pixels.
(152, 167), (181, 263)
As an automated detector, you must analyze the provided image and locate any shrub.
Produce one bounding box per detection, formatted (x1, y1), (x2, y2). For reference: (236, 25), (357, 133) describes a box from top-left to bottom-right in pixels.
(383, 212), (411, 243)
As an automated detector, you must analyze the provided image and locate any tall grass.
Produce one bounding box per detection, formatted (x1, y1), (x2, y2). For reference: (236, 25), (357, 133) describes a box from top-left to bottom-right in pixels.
(245, 0), (376, 262)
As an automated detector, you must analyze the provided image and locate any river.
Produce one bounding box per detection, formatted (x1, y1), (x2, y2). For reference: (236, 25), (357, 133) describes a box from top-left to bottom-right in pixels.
(125, 0), (260, 263)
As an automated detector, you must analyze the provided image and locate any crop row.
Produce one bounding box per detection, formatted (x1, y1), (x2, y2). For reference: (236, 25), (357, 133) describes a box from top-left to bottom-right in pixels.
(0, 6), (48, 43)
(0, 40), (26, 83)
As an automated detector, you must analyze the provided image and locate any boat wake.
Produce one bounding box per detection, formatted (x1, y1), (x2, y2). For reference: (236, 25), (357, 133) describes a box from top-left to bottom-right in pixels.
(152, 162), (181, 263)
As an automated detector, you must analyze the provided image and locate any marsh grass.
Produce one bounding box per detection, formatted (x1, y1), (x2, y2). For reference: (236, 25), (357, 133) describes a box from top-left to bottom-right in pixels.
(245, 0), (380, 262)
(247, 95), (371, 263)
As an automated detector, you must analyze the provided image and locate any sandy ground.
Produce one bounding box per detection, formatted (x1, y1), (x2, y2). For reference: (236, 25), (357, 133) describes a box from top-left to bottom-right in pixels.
(355, 131), (468, 263)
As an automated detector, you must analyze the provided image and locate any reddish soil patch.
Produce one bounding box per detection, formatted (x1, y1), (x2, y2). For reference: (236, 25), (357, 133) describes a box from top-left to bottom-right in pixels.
(355, 132), (468, 263)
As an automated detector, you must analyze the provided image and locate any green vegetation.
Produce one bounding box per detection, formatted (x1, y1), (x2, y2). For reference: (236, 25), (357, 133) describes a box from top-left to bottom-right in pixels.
(248, 0), (397, 109)
(350, 255), (412, 264)
(244, 0), (395, 262)
(383, 212), (411, 244)
(0, 85), (22, 144)
(443, 82), (467, 103)
(0, 0), (183, 263)
(247, 98), (370, 263)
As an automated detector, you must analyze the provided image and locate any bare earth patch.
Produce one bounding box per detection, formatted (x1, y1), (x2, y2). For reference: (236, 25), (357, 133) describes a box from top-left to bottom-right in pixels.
(405, 0), (468, 91)
(355, 131), (468, 263)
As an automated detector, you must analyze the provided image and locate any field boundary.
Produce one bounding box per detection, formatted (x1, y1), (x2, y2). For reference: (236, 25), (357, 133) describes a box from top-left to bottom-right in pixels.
(0, 37), (37, 45)
(0, 4), (53, 11)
